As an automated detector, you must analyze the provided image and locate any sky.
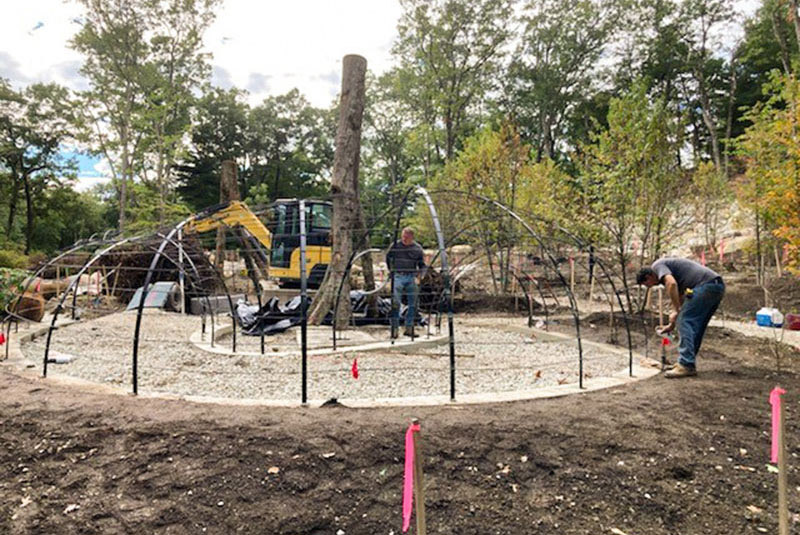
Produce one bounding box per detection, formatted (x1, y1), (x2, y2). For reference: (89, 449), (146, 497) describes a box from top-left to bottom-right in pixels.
(0, 0), (761, 191)
(0, 0), (403, 190)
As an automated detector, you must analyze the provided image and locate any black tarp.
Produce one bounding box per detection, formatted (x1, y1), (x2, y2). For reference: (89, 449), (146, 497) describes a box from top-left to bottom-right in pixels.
(235, 291), (426, 336)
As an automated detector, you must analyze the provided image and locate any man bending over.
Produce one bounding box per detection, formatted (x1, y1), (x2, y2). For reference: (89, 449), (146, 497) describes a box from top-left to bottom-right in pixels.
(637, 258), (725, 378)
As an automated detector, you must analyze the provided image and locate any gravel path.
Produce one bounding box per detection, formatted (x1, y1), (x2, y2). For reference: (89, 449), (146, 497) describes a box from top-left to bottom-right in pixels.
(20, 310), (629, 402)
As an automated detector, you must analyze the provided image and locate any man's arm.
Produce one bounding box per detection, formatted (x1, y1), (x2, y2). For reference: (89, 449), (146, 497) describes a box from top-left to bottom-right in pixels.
(416, 247), (426, 279)
(386, 244), (395, 271)
(660, 274), (682, 333)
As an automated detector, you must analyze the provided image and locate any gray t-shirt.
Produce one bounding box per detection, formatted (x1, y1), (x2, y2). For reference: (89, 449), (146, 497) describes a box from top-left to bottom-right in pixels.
(652, 258), (720, 293)
(387, 241), (425, 275)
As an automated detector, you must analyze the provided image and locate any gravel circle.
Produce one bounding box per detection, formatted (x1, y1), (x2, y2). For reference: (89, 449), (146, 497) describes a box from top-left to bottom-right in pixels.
(21, 310), (629, 401)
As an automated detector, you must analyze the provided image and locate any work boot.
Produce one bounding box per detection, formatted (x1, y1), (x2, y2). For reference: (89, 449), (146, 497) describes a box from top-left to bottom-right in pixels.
(664, 363), (696, 378)
(403, 327), (414, 337)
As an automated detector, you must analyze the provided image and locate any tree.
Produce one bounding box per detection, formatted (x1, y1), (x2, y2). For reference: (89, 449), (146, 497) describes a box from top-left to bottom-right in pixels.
(690, 161), (731, 253)
(507, 0), (616, 161)
(308, 56), (368, 326)
(577, 83), (686, 312)
(0, 81), (77, 253)
(392, 0), (513, 165)
(71, 0), (219, 231)
(246, 89), (334, 202)
(175, 87), (250, 211)
(737, 72), (800, 274)
(680, 0), (736, 172)
(425, 121), (571, 293)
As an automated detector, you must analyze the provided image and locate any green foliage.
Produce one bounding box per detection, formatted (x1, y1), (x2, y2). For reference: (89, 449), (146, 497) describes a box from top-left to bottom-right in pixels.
(577, 82), (686, 309)
(392, 0), (513, 162)
(0, 268), (27, 312)
(420, 122), (572, 291)
(736, 72), (800, 273)
(0, 250), (29, 270)
(0, 80), (79, 253)
(177, 88), (334, 212)
(690, 161), (731, 251)
(508, 0), (617, 160)
(31, 187), (107, 253)
(125, 182), (191, 234)
(71, 0), (220, 230)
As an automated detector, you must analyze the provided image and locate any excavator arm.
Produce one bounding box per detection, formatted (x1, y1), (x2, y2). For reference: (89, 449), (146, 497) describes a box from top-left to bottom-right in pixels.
(184, 200), (272, 251)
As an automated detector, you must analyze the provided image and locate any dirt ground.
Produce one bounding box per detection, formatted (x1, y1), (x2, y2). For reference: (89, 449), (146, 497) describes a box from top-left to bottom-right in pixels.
(2, 322), (800, 534)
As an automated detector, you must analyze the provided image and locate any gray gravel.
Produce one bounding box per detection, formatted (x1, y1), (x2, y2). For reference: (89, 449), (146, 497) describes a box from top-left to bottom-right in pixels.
(21, 310), (629, 401)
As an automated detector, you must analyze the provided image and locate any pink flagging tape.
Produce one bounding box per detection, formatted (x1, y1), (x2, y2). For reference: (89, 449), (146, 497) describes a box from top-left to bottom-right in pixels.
(770, 387), (786, 463)
(700, 250), (706, 266)
(351, 358), (359, 379)
(402, 422), (421, 532)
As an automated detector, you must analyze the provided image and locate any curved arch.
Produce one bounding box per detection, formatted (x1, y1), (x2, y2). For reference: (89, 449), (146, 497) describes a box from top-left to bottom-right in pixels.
(422, 188), (586, 387)
(43, 237), (140, 377)
(4, 238), (102, 359)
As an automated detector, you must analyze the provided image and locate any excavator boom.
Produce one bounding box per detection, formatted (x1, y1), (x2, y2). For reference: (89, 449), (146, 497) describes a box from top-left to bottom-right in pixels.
(185, 200), (272, 251)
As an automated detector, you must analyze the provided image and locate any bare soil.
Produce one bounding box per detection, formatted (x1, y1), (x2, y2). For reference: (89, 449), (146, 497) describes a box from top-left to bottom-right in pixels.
(2, 323), (800, 534)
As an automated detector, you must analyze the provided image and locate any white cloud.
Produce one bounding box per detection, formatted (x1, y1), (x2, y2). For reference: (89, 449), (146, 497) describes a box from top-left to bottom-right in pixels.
(0, 0), (402, 106)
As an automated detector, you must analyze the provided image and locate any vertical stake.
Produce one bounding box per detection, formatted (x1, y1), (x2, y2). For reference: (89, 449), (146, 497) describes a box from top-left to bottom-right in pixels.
(569, 256), (575, 296)
(299, 200), (308, 405)
(411, 418), (427, 535)
(779, 400), (788, 535)
(178, 228), (186, 314)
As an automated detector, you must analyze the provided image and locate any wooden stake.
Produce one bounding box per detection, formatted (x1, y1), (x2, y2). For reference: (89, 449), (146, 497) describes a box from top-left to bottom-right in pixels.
(569, 257), (575, 296)
(658, 287), (664, 330)
(778, 401), (788, 535)
(411, 418), (427, 535)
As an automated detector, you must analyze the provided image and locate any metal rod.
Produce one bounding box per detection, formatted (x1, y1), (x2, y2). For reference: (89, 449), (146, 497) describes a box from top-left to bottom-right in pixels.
(43, 238), (136, 377)
(133, 227), (182, 394)
(299, 200), (308, 404)
(416, 187), (456, 401)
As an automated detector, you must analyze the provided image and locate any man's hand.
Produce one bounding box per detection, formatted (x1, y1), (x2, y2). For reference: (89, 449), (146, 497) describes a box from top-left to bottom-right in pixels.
(668, 311), (678, 325)
(657, 322), (675, 335)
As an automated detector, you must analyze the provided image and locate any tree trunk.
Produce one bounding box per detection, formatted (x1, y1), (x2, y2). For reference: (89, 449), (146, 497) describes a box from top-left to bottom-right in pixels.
(7, 175), (19, 238)
(215, 160), (241, 271)
(790, 0), (800, 53)
(23, 175), (33, 255)
(354, 202), (378, 316)
(308, 55), (368, 325)
(724, 50), (738, 176)
(772, 4), (792, 75)
(119, 124), (129, 232)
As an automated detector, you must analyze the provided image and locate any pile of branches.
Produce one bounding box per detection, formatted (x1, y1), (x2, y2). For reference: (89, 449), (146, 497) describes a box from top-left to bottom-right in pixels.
(96, 236), (218, 303)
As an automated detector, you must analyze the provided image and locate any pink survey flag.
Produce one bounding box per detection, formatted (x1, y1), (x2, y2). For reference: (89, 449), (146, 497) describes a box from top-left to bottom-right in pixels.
(351, 358), (359, 379)
(402, 421), (421, 532)
(770, 386), (787, 463)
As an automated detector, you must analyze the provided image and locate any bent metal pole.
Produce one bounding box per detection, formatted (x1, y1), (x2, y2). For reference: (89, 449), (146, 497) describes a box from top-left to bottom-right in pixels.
(415, 186), (456, 401)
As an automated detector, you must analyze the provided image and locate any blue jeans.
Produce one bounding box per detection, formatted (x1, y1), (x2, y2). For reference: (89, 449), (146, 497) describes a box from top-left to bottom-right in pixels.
(678, 280), (725, 368)
(392, 273), (418, 329)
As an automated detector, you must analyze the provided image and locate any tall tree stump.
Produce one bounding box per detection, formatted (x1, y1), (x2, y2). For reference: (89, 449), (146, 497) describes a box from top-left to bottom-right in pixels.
(309, 55), (367, 325)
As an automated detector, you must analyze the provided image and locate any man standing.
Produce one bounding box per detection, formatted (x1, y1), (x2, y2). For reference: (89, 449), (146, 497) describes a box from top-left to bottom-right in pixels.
(637, 258), (725, 378)
(386, 227), (426, 337)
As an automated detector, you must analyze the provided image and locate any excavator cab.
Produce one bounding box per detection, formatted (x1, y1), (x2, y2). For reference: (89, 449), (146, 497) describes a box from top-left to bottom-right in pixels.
(263, 199), (332, 287)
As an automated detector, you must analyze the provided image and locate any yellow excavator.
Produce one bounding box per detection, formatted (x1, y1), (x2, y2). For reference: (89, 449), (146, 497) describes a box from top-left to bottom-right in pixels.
(184, 199), (332, 287)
